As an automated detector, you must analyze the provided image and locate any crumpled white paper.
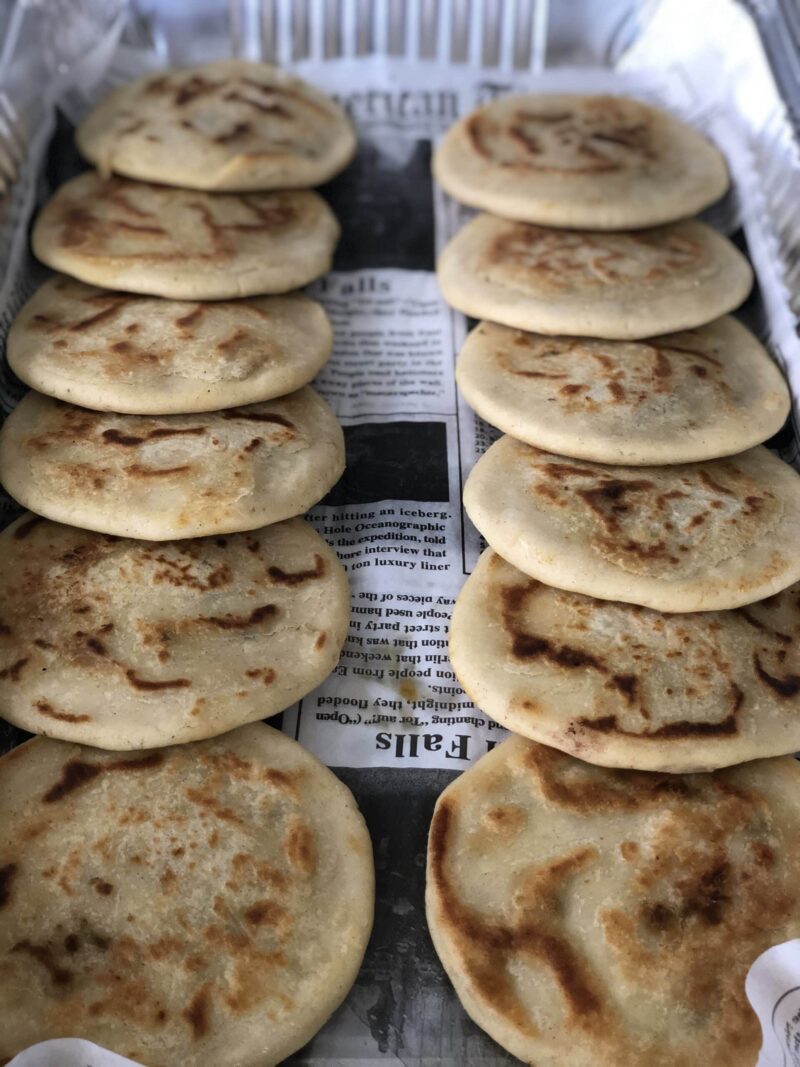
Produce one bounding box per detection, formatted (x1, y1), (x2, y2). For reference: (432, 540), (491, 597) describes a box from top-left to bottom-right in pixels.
(9, 1039), (140, 1067)
(748, 939), (800, 1067)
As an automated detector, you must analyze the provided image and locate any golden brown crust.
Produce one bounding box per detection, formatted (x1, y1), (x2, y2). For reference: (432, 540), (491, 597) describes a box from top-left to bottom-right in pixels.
(76, 60), (356, 191)
(426, 737), (800, 1066)
(434, 94), (729, 229)
(0, 388), (345, 539)
(0, 515), (349, 749)
(0, 725), (374, 1063)
(455, 318), (789, 465)
(487, 223), (705, 293)
(32, 174), (340, 299)
(438, 214), (752, 339)
(463, 438), (800, 610)
(449, 550), (800, 770)
(464, 96), (661, 175)
(8, 275), (332, 414)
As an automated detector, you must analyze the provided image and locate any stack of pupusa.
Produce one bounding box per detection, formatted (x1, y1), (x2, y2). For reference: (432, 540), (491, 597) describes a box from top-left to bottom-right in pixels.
(428, 93), (800, 1066)
(0, 59), (354, 739)
(0, 63), (374, 1066)
(2, 59), (351, 540)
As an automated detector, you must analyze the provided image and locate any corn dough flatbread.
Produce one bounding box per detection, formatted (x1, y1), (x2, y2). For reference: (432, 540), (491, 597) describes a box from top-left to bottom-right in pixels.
(456, 317), (789, 464)
(426, 735), (800, 1067)
(0, 513), (348, 749)
(0, 388), (344, 539)
(32, 173), (339, 300)
(434, 93), (728, 228)
(438, 214), (752, 339)
(463, 436), (800, 611)
(0, 723), (374, 1064)
(450, 549), (800, 772)
(8, 275), (333, 414)
(77, 59), (356, 192)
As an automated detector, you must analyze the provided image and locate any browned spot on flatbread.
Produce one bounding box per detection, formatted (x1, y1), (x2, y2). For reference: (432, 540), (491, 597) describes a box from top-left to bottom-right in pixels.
(221, 409), (295, 430)
(268, 555), (326, 585)
(147, 552), (230, 593)
(500, 580), (750, 735)
(501, 582), (606, 673)
(175, 305), (205, 329)
(105, 186), (157, 220)
(125, 464), (192, 477)
(102, 426), (207, 446)
(540, 461), (598, 479)
(214, 121), (252, 144)
(112, 220), (166, 238)
(245, 667), (277, 685)
(244, 899), (287, 926)
(489, 223), (700, 289)
(240, 78), (331, 117)
(204, 604), (277, 630)
(662, 340), (723, 367)
(522, 744), (756, 816)
(67, 300), (130, 333)
(511, 630), (602, 671)
(0, 657), (28, 681)
(223, 195), (297, 235)
(125, 669), (191, 691)
(430, 799), (604, 1033)
(44, 753), (164, 803)
(11, 939), (73, 987)
(753, 653), (800, 698)
(216, 327), (250, 351)
(118, 118), (145, 136)
(483, 804), (526, 837)
(736, 608), (792, 644)
(264, 768), (295, 794)
(285, 821), (315, 876)
(174, 75), (221, 107)
(144, 75), (170, 95)
(183, 984), (212, 1038)
(0, 864), (17, 908)
(508, 123), (541, 155)
(110, 341), (135, 356)
(642, 863), (731, 930)
(576, 478), (656, 529)
(610, 674), (639, 707)
(698, 470), (733, 496)
(35, 701), (91, 725)
(576, 704), (740, 740)
(60, 206), (101, 248)
(185, 788), (244, 826)
(91, 878), (114, 895)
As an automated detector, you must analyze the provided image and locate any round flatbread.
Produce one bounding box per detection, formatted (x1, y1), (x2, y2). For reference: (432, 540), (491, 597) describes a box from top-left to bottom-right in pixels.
(0, 388), (344, 539)
(0, 723), (374, 1065)
(7, 275), (333, 415)
(426, 734), (800, 1067)
(451, 549), (800, 772)
(438, 214), (752, 339)
(32, 173), (339, 300)
(76, 59), (356, 192)
(464, 437), (800, 611)
(0, 513), (349, 749)
(456, 317), (789, 464)
(434, 93), (729, 228)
